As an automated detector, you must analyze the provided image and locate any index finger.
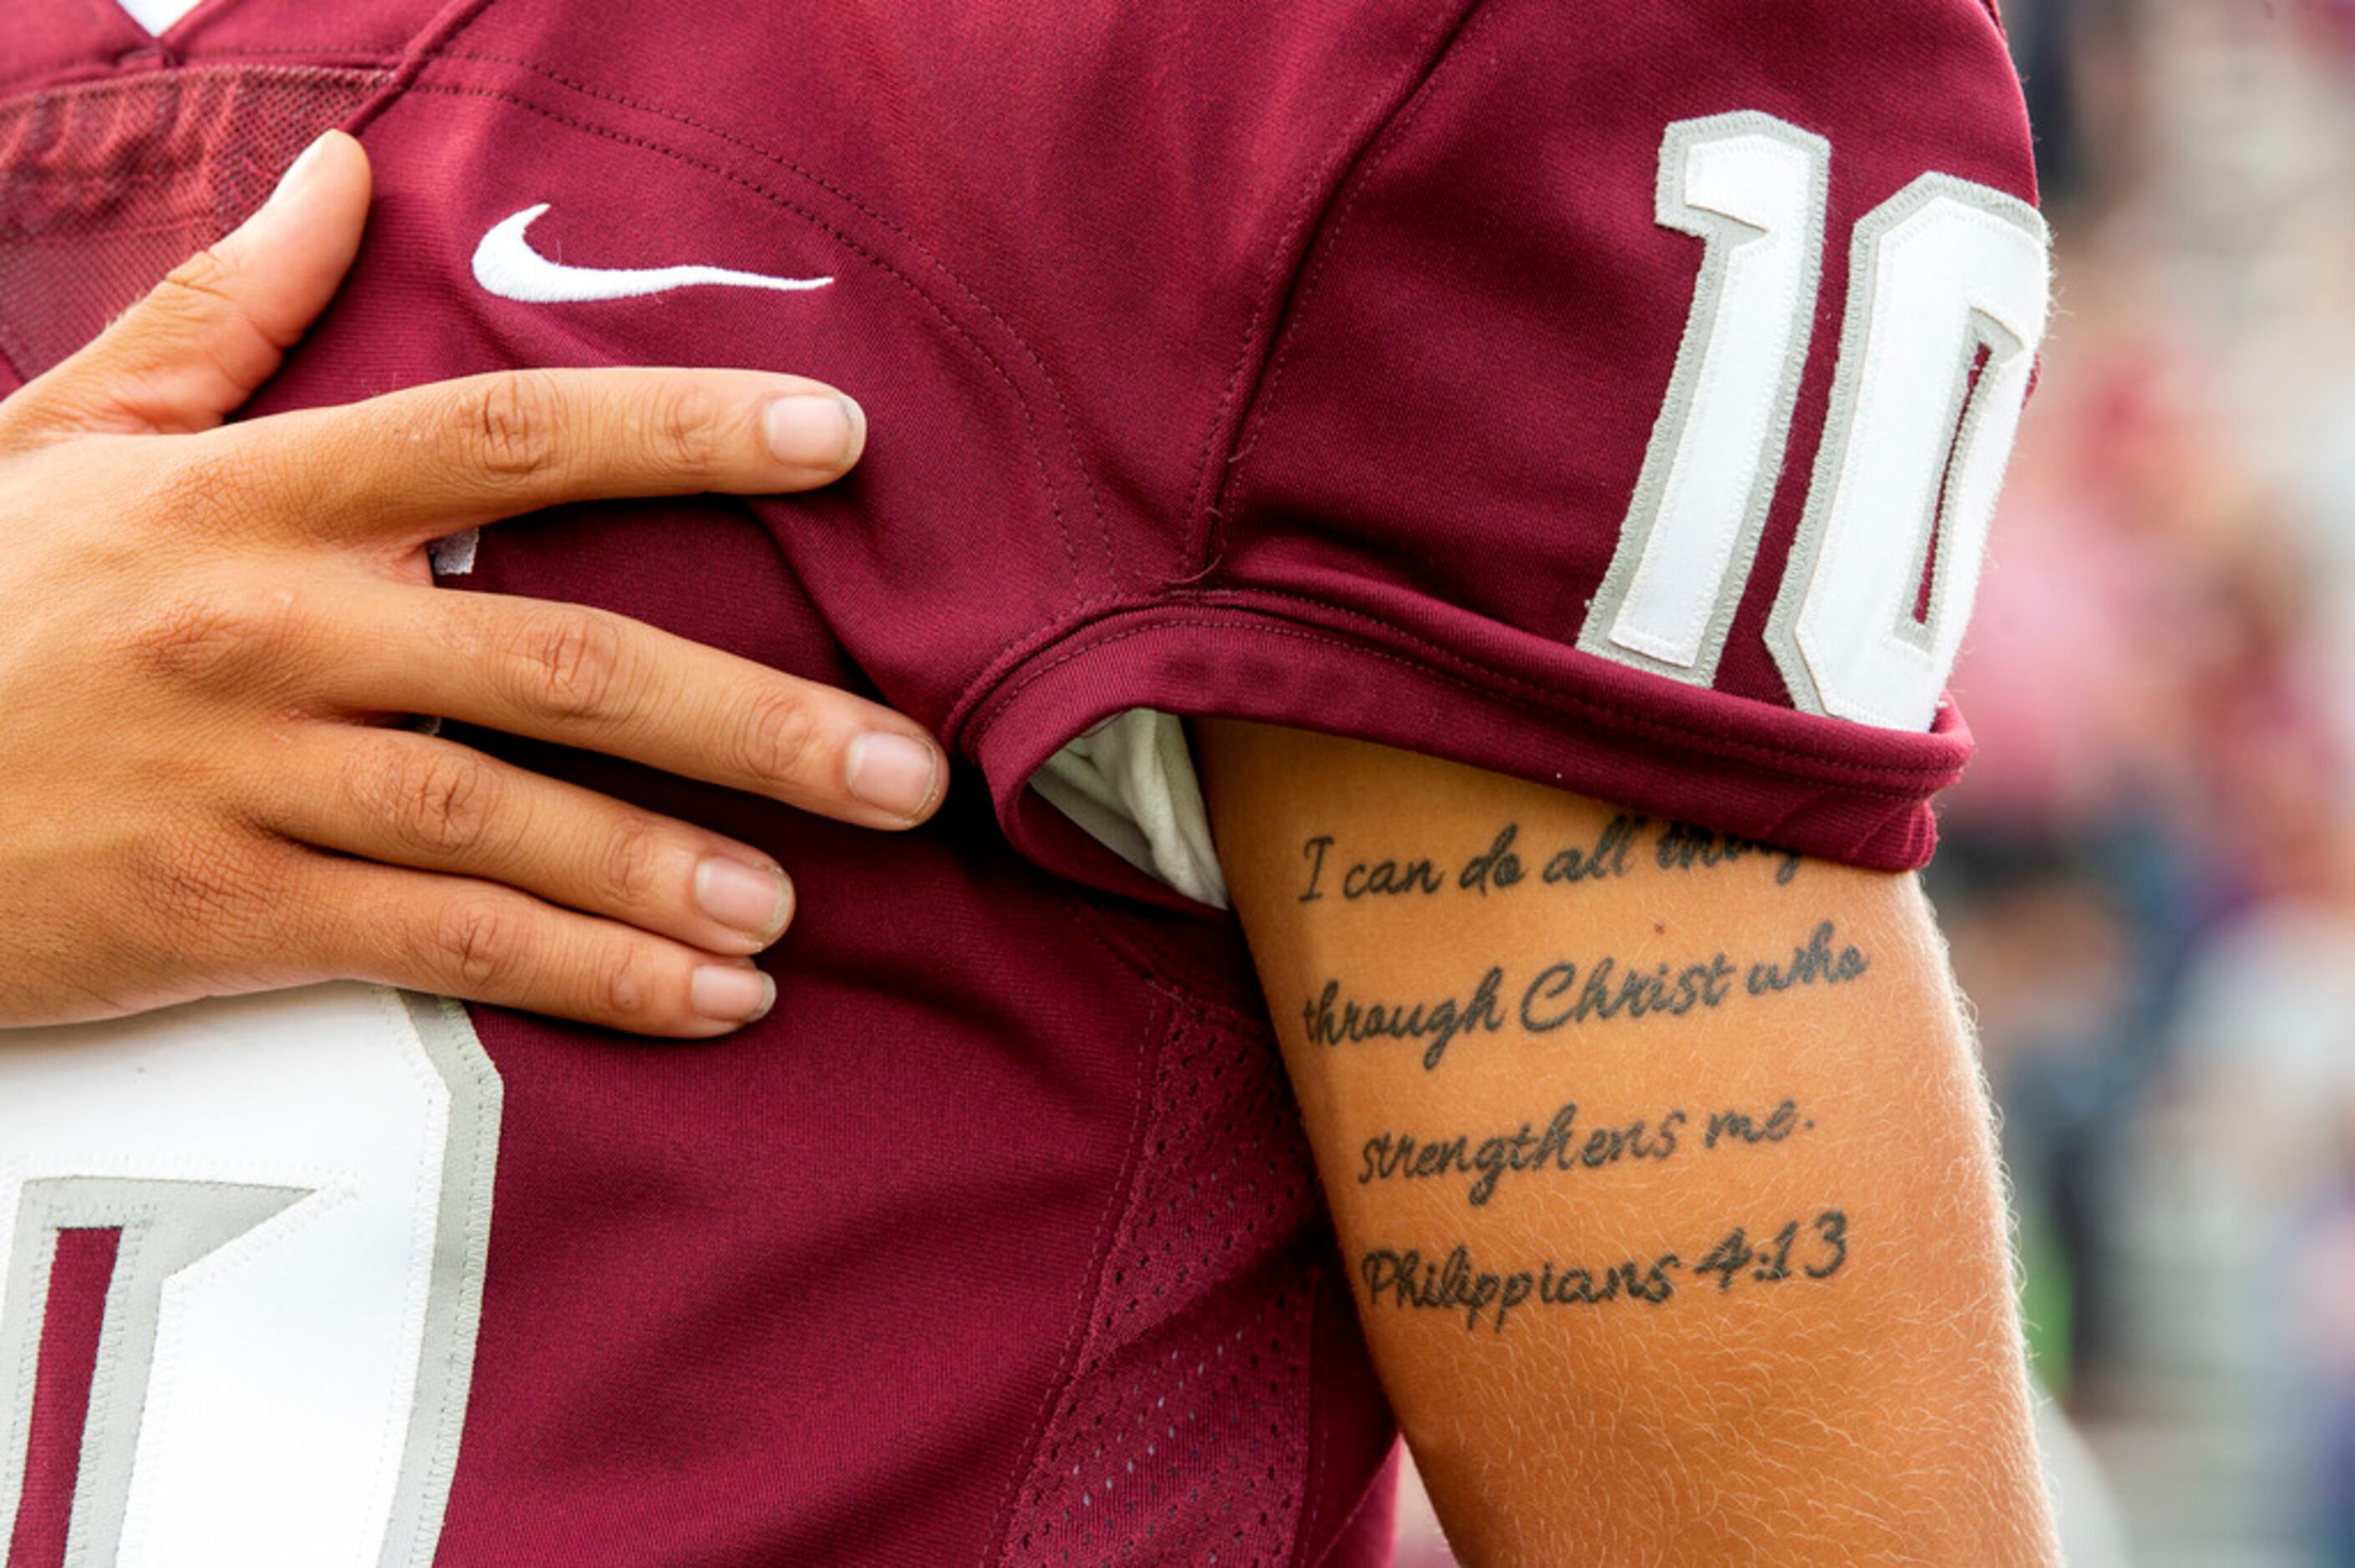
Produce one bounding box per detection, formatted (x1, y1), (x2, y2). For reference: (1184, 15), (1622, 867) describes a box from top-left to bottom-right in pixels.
(205, 366), (865, 545)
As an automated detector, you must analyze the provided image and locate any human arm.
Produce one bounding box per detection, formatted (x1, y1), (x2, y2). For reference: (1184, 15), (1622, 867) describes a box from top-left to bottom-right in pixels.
(1196, 718), (2057, 1563)
(0, 132), (945, 1035)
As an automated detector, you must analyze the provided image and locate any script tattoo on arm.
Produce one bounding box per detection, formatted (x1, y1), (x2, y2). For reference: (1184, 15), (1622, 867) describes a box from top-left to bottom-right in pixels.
(1299, 921), (1869, 1070)
(1196, 719), (2054, 1561)
(1358, 1209), (1852, 1333)
(1357, 1098), (1813, 1205)
(1297, 817), (1800, 903)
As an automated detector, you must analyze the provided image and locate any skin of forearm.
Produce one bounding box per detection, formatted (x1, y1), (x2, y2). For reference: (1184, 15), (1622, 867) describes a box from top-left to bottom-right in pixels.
(1196, 720), (2057, 1566)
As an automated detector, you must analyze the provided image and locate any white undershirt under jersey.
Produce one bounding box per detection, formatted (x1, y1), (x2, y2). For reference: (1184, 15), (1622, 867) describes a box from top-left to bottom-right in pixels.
(418, 558), (1222, 904)
(116, 0), (202, 33)
(1031, 709), (1226, 904)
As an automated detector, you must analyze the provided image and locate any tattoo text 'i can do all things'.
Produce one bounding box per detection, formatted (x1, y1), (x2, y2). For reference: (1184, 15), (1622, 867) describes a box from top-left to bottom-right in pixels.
(1299, 920), (1870, 1071)
(1295, 817), (1800, 905)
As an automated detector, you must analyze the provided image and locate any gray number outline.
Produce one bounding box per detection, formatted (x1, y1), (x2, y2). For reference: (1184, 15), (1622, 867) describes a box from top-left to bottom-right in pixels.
(0, 991), (500, 1567)
(1578, 110), (1830, 686)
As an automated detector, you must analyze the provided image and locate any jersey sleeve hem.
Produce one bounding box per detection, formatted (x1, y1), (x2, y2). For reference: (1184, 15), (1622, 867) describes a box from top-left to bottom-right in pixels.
(956, 593), (1969, 900)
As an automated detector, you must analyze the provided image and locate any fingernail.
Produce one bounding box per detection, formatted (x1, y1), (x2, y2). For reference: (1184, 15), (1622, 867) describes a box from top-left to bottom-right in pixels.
(691, 964), (776, 1024)
(265, 133), (334, 211)
(763, 392), (861, 468)
(695, 856), (793, 941)
(845, 732), (940, 820)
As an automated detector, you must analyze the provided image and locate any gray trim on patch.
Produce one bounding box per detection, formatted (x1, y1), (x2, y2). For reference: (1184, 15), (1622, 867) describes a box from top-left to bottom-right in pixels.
(377, 990), (502, 1568)
(0, 1177), (311, 1568)
(1765, 173), (2050, 717)
(0, 989), (501, 1568)
(1577, 111), (1829, 686)
(1889, 322), (2016, 656)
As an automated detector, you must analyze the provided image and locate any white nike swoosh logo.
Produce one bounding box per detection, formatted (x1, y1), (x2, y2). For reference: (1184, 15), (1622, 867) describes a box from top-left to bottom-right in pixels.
(471, 204), (835, 303)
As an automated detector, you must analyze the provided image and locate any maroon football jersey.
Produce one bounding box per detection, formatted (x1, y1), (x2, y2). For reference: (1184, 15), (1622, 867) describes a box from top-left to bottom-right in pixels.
(0, 0), (2041, 1563)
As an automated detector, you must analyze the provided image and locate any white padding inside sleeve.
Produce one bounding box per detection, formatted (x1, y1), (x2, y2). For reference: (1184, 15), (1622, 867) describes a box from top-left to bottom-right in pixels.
(428, 529), (479, 577)
(1031, 708), (1228, 908)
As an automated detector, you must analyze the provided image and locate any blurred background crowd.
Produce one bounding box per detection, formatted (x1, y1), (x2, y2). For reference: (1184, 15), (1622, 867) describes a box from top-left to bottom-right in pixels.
(1945, 0), (2355, 1560)
(1400, 1), (2355, 1561)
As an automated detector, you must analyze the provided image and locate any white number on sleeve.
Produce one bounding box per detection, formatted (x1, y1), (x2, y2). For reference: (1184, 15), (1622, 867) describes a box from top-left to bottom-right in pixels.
(1578, 113), (1827, 685)
(1766, 176), (2051, 728)
(1581, 114), (2051, 731)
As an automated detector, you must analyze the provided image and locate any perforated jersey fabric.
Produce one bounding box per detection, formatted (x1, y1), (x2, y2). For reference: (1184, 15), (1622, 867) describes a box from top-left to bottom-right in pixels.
(1001, 1014), (1323, 1565)
(0, 64), (385, 377)
(0, 0), (2038, 1562)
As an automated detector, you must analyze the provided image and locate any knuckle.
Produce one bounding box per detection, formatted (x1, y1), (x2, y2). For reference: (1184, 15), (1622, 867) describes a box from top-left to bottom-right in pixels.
(600, 814), (670, 908)
(139, 253), (266, 385)
(124, 594), (241, 682)
(125, 581), (304, 684)
(641, 382), (731, 475)
(151, 248), (241, 326)
(586, 938), (654, 1024)
(144, 443), (286, 536)
(458, 370), (568, 482)
(123, 827), (266, 942)
(138, 447), (232, 530)
(427, 894), (524, 992)
(731, 684), (824, 784)
(0, 400), (47, 453)
(505, 608), (626, 724)
(371, 746), (500, 857)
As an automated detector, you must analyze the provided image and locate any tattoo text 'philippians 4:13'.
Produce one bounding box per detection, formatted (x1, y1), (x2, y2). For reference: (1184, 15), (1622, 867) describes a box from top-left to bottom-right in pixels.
(1360, 1211), (1851, 1334)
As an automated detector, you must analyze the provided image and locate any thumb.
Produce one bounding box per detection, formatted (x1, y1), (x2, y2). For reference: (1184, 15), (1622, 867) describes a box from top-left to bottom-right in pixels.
(3, 129), (372, 441)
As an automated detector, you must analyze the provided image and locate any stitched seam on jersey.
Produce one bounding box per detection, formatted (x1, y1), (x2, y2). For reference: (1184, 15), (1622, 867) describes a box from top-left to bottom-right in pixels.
(0, 43), (408, 91)
(437, 49), (1119, 589)
(980, 609), (1951, 796)
(400, 82), (1083, 586)
(1212, 0), (1512, 556)
(149, 44), (404, 62)
(1276, 1252), (1322, 1563)
(1175, 0), (1489, 584)
(936, 0), (1512, 749)
(1217, 0), (2011, 536)
(936, 563), (1957, 792)
(1043, 880), (1268, 1028)
(965, 591), (1961, 789)
(1289, 1277), (1330, 1568)
(977, 993), (1174, 1568)
(342, 0), (500, 139)
(1304, 1429), (1390, 1568)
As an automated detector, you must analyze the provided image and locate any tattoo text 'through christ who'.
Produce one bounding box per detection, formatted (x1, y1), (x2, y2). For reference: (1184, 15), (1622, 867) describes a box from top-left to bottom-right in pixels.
(1300, 921), (1870, 1070)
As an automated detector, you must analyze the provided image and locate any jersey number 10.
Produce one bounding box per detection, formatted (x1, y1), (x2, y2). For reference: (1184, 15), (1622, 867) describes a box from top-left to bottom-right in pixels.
(1577, 111), (2052, 732)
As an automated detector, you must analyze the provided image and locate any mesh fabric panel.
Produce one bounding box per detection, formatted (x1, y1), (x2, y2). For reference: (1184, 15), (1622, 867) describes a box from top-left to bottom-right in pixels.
(0, 65), (386, 381)
(1000, 1012), (1324, 1565)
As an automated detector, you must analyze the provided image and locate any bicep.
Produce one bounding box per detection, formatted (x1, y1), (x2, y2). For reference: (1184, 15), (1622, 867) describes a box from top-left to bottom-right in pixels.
(1194, 718), (2054, 1564)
